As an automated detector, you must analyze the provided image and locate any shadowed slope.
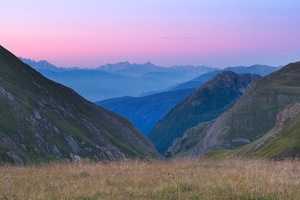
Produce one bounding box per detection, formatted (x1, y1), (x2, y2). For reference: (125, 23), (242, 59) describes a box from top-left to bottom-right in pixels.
(148, 71), (260, 154)
(0, 45), (159, 164)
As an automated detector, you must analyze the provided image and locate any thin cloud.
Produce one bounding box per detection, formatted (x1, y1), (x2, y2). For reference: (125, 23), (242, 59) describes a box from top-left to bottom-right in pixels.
(160, 36), (203, 40)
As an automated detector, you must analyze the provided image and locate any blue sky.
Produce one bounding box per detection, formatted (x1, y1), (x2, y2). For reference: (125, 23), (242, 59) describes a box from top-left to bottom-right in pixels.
(1, 0), (300, 68)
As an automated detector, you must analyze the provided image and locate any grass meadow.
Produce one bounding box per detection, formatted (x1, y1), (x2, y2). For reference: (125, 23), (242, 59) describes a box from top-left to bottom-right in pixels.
(0, 158), (300, 199)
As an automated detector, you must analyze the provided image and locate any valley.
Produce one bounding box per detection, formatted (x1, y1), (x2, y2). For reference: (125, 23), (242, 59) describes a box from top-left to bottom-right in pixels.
(2, 1), (299, 199)
(2, 45), (299, 163)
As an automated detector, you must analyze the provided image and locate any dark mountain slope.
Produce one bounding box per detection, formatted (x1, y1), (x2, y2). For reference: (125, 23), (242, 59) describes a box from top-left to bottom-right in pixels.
(174, 62), (300, 157)
(97, 88), (194, 134)
(148, 71), (260, 154)
(0, 45), (159, 164)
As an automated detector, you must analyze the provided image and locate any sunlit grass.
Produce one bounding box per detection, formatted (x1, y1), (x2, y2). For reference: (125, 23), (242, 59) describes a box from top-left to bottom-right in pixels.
(0, 158), (300, 199)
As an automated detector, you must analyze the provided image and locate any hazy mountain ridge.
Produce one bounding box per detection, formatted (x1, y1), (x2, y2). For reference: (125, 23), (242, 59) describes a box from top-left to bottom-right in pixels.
(168, 62), (300, 158)
(97, 61), (215, 77)
(19, 57), (63, 72)
(20, 58), (216, 101)
(148, 71), (261, 154)
(169, 65), (279, 91)
(224, 65), (281, 76)
(0, 46), (159, 164)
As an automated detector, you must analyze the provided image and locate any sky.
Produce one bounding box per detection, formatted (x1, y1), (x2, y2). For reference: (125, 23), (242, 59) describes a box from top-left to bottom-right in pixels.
(1, 0), (300, 68)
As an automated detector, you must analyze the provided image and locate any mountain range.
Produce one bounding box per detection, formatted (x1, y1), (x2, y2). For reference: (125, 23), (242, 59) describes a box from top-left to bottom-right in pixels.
(4, 48), (298, 163)
(0, 46), (160, 164)
(97, 61), (214, 78)
(20, 58), (216, 101)
(149, 64), (280, 93)
(166, 62), (300, 159)
(98, 65), (278, 135)
(148, 71), (261, 154)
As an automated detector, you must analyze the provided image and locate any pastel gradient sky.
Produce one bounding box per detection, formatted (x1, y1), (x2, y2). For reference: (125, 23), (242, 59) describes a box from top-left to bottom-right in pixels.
(1, 0), (300, 68)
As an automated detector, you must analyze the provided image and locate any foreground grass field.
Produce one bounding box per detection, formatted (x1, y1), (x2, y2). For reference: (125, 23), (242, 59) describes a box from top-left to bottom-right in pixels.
(0, 158), (300, 199)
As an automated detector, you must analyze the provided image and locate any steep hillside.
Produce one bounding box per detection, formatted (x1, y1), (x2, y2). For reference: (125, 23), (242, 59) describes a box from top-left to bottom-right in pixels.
(171, 62), (300, 157)
(0, 45), (159, 164)
(96, 88), (194, 134)
(233, 103), (300, 159)
(148, 71), (260, 154)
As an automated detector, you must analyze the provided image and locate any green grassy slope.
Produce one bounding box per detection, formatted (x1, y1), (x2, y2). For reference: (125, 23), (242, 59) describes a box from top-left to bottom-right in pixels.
(225, 62), (300, 148)
(0, 45), (159, 164)
(232, 103), (300, 159)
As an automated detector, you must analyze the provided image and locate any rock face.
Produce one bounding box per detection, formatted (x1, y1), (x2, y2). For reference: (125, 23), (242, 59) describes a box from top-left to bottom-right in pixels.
(168, 62), (300, 158)
(148, 71), (260, 154)
(0, 45), (160, 164)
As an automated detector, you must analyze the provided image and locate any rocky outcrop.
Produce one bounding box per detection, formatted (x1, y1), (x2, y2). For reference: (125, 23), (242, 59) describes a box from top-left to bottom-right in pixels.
(232, 103), (300, 158)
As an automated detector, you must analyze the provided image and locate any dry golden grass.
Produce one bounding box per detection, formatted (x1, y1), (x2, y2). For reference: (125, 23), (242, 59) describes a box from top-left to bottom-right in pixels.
(0, 158), (300, 199)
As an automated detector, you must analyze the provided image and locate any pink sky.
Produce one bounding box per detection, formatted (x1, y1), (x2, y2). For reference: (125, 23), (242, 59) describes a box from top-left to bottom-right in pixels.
(1, 0), (300, 68)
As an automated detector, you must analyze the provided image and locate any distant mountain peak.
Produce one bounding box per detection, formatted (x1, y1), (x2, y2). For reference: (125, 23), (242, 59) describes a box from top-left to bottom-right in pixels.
(19, 57), (61, 71)
(97, 61), (133, 71)
(142, 61), (155, 66)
